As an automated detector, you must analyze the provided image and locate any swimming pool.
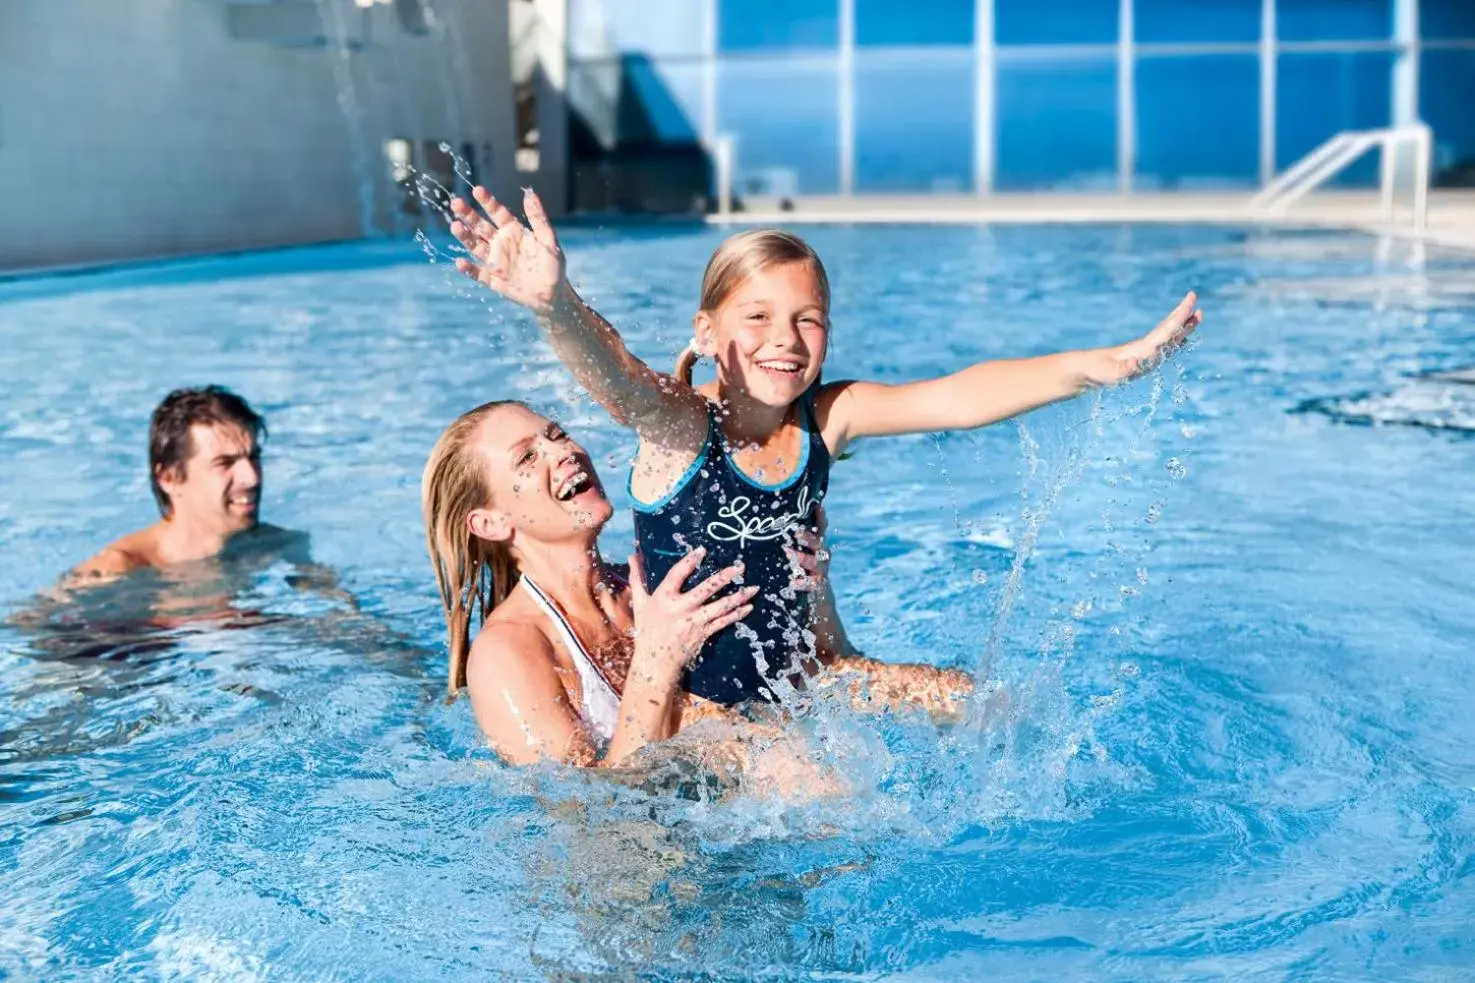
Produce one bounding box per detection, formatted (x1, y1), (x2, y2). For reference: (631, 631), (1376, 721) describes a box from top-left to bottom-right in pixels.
(2, 224), (1472, 980)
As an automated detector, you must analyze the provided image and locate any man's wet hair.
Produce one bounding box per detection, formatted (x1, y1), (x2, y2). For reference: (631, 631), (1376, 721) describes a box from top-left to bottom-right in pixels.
(149, 386), (266, 516)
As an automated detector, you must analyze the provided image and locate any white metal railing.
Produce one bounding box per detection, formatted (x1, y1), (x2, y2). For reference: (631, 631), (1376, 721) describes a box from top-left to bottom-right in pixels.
(1250, 123), (1432, 230)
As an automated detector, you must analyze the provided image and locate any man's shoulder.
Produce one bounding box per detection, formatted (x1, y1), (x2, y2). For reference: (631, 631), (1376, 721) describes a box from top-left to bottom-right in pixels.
(71, 527), (161, 579)
(228, 523), (311, 562)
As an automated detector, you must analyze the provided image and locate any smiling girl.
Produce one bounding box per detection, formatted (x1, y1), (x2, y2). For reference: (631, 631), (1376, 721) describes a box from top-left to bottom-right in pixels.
(448, 189), (1201, 707)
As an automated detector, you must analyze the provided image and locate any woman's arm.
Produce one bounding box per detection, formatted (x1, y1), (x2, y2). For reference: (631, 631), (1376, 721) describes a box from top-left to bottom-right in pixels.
(464, 620), (706, 770)
(604, 550), (756, 765)
(819, 656), (975, 720)
(786, 509), (973, 720)
(466, 551), (757, 768)
(819, 292), (1203, 453)
(465, 623), (607, 766)
(449, 188), (707, 448)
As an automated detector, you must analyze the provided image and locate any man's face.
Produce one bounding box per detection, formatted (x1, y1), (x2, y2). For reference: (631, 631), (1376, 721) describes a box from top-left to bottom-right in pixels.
(158, 423), (262, 536)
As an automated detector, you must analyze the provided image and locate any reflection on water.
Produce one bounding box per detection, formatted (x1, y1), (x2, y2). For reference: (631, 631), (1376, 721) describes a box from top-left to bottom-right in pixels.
(1296, 367), (1475, 433)
(0, 527), (430, 776)
(2, 227), (1474, 978)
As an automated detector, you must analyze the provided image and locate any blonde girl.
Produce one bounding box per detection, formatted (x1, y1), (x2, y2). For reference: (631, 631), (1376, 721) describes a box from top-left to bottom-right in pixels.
(448, 188), (1200, 708)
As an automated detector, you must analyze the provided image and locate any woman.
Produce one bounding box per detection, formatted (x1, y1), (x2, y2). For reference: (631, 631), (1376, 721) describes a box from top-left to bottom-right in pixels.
(423, 399), (970, 769)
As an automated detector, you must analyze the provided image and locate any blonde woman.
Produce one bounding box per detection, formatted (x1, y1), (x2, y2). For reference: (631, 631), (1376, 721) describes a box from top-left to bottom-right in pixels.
(425, 399), (973, 775)
(422, 399), (758, 766)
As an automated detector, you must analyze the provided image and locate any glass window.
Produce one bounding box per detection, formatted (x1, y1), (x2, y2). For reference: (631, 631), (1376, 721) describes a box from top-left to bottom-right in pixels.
(569, 0), (706, 59)
(617, 56), (703, 143)
(996, 56), (1117, 190)
(856, 0), (974, 46)
(995, 0), (1118, 46)
(1276, 51), (1394, 186)
(854, 48), (974, 191)
(1421, 0), (1475, 41)
(1136, 55), (1259, 189)
(719, 0), (838, 52)
(1135, 0), (1260, 45)
(1278, 0), (1392, 43)
(718, 56), (840, 194)
(1422, 50), (1475, 187)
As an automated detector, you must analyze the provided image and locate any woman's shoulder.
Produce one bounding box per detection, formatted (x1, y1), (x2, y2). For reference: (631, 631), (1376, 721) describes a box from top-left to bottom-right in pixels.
(468, 593), (559, 675)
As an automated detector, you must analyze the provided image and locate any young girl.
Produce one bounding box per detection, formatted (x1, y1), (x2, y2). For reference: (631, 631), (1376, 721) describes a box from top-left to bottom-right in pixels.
(448, 188), (1201, 707)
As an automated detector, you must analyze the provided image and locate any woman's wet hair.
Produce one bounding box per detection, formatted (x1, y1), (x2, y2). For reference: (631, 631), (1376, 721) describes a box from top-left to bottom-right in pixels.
(674, 229), (831, 385)
(149, 386), (266, 517)
(422, 400), (526, 695)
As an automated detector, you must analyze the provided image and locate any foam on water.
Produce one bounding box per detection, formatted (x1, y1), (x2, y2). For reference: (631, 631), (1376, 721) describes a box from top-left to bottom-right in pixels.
(1298, 370), (1475, 433)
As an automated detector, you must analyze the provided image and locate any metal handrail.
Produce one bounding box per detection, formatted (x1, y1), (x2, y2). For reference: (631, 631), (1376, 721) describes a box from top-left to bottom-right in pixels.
(1250, 123), (1432, 231)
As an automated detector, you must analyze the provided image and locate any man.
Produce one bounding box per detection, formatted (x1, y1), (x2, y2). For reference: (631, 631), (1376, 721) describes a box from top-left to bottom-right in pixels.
(72, 386), (271, 578)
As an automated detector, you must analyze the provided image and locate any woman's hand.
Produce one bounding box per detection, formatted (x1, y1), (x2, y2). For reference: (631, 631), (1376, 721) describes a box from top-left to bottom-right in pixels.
(1091, 291), (1204, 386)
(628, 548), (758, 681)
(450, 187), (567, 315)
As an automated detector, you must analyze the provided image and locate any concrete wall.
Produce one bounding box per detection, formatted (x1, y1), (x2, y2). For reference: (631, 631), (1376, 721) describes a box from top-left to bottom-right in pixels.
(0, 0), (518, 272)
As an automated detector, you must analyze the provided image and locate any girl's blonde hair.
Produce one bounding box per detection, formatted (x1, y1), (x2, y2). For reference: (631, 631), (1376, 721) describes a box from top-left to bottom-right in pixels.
(674, 229), (831, 384)
(422, 399), (525, 696)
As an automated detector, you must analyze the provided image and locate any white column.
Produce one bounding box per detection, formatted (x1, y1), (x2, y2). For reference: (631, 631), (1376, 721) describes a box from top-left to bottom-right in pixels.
(532, 0), (569, 215)
(1260, 0), (1277, 185)
(1392, 0), (1419, 125)
(1117, 0), (1134, 193)
(838, 0), (855, 195)
(702, 0), (718, 146)
(973, 0), (995, 194)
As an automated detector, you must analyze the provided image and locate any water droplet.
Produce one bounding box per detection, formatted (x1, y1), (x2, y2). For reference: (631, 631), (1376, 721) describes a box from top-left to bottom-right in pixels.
(1165, 457), (1186, 479)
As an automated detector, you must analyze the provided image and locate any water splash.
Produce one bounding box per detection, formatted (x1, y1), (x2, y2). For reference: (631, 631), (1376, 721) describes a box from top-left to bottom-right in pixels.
(981, 408), (1091, 681)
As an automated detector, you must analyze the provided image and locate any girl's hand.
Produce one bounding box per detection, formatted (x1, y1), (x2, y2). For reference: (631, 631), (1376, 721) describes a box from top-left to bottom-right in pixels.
(1094, 291), (1204, 386)
(628, 549), (759, 679)
(785, 505), (830, 593)
(450, 187), (566, 315)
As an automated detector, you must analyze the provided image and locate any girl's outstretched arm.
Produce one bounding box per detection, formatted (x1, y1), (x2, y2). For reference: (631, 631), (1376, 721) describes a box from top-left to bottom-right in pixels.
(819, 292), (1203, 453)
(450, 188), (707, 445)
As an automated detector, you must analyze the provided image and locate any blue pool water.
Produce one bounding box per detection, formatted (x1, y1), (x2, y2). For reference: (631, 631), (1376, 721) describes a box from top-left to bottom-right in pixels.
(2, 225), (1473, 980)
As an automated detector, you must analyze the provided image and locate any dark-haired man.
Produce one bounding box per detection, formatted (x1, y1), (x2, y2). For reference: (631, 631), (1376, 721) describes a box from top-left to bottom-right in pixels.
(73, 386), (273, 577)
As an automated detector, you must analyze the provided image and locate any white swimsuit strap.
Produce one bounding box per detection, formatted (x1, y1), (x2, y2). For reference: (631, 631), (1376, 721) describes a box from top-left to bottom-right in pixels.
(517, 575), (621, 740)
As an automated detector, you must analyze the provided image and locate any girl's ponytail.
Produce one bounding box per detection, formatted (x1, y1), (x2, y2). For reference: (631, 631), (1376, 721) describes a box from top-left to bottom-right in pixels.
(673, 340), (699, 386)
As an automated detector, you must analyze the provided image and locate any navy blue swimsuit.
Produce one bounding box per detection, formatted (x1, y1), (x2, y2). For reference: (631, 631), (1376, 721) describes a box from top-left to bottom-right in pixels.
(631, 392), (830, 705)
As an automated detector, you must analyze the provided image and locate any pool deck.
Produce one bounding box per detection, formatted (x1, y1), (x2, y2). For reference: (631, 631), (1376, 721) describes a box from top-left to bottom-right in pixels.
(713, 190), (1475, 251)
(4, 191), (1470, 281)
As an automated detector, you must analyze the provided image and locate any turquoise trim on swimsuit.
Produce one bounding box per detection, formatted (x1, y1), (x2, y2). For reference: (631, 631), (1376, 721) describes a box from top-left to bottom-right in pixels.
(628, 392), (818, 507)
(627, 411), (715, 514)
(720, 392), (814, 493)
